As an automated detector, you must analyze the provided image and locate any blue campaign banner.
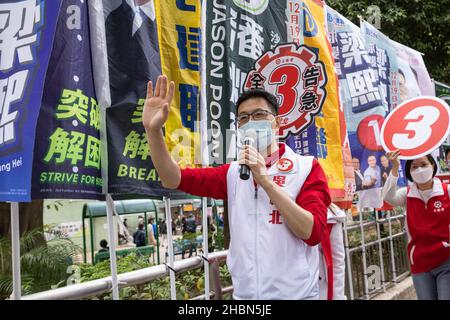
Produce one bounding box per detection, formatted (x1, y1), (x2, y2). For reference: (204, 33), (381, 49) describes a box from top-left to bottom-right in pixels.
(31, 0), (103, 200)
(0, 0), (62, 202)
(326, 7), (406, 207)
(360, 21), (400, 113)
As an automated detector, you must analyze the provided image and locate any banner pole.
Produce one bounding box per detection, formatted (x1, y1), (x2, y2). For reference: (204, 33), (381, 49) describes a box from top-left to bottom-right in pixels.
(201, 197), (210, 299)
(164, 196), (177, 300)
(10, 202), (21, 300)
(199, 0), (211, 300)
(105, 194), (120, 300)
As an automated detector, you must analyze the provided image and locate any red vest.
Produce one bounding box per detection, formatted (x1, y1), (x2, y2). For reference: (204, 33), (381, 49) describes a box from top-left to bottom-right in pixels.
(406, 183), (450, 274)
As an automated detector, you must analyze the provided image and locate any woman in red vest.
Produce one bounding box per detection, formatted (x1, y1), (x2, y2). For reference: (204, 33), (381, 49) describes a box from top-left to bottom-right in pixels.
(383, 150), (450, 300)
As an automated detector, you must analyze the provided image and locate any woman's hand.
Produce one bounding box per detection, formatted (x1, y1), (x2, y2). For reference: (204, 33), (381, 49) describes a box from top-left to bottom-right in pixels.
(386, 149), (401, 178)
(386, 149), (401, 169)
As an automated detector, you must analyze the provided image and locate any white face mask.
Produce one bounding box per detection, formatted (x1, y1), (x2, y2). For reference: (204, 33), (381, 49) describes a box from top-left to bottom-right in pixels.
(411, 166), (434, 184)
(237, 119), (276, 152)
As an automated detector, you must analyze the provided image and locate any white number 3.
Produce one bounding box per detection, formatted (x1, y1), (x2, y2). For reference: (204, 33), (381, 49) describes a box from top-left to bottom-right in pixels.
(392, 106), (439, 150)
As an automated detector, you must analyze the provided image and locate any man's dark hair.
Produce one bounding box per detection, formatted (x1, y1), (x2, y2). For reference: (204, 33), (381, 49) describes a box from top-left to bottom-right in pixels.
(100, 239), (108, 248)
(405, 155), (438, 182)
(236, 89), (279, 115)
(138, 223), (144, 230)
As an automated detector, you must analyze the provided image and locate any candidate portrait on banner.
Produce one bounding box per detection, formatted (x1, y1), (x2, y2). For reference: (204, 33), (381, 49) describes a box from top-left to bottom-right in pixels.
(105, 0), (161, 106)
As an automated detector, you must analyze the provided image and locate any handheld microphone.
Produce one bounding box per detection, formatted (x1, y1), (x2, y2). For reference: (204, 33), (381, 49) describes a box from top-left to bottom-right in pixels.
(240, 137), (254, 180)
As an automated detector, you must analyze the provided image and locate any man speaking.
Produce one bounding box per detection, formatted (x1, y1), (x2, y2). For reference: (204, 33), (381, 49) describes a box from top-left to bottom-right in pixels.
(143, 75), (331, 300)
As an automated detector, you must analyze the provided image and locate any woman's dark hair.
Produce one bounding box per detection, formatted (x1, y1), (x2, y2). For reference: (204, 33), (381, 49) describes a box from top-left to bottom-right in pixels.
(236, 89), (279, 115)
(100, 239), (108, 248)
(445, 148), (450, 159)
(405, 155), (437, 182)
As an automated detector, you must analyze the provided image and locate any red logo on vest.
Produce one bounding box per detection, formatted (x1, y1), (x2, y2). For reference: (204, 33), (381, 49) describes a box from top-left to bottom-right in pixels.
(277, 158), (293, 172)
(433, 201), (445, 213)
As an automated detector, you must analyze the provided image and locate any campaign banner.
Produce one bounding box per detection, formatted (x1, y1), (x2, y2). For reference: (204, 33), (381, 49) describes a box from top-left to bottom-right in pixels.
(326, 8), (386, 195)
(204, 0), (288, 165)
(88, 0), (164, 196)
(31, 0), (103, 200)
(392, 42), (421, 103)
(204, 0), (345, 195)
(392, 40), (435, 97)
(88, 0), (197, 197)
(297, 0), (345, 198)
(326, 7), (407, 210)
(155, 0), (202, 167)
(0, 0), (62, 202)
(361, 21), (400, 113)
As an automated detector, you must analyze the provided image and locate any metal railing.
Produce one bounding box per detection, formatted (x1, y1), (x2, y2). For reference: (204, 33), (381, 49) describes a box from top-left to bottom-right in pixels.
(21, 209), (410, 300)
(343, 209), (410, 300)
(22, 251), (228, 300)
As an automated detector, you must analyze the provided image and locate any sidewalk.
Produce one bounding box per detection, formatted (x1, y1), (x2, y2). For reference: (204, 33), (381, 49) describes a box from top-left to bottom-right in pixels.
(373, 277), (417, 300)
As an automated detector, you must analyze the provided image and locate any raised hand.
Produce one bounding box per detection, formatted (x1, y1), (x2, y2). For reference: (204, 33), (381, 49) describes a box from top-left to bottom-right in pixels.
(386, 149), (401, 169)
(142, 75), (175, 133)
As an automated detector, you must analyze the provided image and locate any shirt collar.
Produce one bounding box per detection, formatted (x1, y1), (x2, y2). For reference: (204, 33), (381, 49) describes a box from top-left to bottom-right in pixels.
(139, 1), (155, 20)
(126, 0), (155, 20)
(407, 178), (444, 201)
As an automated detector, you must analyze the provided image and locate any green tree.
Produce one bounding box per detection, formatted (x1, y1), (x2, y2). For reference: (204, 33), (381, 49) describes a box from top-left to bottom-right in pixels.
(327, 0), (450, 83)
(0, 200), (45, 242)
(0, 226), (80, 299)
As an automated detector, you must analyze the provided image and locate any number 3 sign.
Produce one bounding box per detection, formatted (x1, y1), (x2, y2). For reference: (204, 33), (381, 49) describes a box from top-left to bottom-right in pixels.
(381, 97), (450, 160)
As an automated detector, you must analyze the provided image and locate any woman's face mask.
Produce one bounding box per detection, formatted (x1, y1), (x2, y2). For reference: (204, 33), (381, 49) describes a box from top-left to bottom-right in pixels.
(410, 165), (434, 184)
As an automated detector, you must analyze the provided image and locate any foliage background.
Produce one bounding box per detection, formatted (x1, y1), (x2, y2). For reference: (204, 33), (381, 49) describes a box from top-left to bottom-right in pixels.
(327, 0), (450, 83)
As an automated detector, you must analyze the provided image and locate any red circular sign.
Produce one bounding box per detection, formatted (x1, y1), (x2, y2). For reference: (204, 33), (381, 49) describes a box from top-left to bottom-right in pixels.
(381, 97), (450, 160)
(243, 43), (327, 138)
(277, 158), (294, 172)
(357, 114), (385, 151)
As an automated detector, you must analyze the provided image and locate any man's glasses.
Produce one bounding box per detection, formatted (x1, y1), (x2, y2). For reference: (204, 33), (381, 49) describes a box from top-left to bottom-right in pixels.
(237, 109), (275, 126)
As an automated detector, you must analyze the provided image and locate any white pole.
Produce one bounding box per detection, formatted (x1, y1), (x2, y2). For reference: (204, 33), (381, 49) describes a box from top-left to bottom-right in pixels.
(374, 210), (386, 292)
(343, 214), (354, 300)
(105, 194), (120, 300)
(200, 1), (211, 300)
(388, 210), (397, 283)
(10, 202), (21, 300)
(164, 197), (177, 300)
(359, 209), (370, 299)
(201, 197), (210, 300)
